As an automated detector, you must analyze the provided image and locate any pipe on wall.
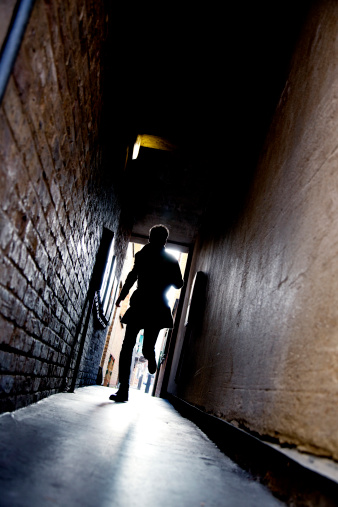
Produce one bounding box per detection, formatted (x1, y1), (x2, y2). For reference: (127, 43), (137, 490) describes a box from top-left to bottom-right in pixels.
(0, 0), (36, 104)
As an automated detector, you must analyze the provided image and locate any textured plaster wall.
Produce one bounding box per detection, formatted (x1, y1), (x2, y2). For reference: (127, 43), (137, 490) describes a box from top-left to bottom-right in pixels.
(0, 0), (128, 412)
(169, 0), (338, 459)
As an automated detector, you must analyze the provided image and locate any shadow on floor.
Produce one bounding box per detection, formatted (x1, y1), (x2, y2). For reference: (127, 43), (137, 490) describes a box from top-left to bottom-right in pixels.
(0, 386), (286, 507)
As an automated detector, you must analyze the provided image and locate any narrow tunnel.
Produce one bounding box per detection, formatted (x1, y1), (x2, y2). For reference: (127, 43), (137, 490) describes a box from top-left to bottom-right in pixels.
(1, 0), (338, 505)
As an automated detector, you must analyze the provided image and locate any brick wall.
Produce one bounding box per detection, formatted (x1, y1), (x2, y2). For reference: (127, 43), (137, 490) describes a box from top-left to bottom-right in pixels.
(0, 0), (128, 412)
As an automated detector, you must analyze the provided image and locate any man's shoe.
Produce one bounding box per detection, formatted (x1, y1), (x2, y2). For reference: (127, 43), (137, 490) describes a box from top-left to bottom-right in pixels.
(147, 354), (157, 374)
(109, 390), (128, 402)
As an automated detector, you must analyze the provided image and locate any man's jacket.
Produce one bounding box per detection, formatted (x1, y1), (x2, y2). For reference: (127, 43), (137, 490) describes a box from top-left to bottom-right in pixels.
(120, 243), (184, 329)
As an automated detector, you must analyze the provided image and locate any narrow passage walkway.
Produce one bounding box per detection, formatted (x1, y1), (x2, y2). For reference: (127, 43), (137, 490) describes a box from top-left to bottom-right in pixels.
(0, 386), (285, 507)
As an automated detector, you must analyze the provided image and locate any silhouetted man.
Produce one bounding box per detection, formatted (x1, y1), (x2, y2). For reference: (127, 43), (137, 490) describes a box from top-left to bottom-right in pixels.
(109, 225), (184, 402)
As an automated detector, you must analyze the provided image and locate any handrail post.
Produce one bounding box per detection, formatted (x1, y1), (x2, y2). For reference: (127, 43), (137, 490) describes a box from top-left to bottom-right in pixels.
(0, 0), (36, 104)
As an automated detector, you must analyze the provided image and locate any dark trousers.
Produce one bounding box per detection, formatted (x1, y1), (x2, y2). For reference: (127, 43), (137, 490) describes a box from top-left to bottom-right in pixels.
(118, 324), (160, 388)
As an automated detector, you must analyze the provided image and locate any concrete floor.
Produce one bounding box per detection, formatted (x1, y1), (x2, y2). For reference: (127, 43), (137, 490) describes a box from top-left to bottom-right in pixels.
(0, 386), (285, 507)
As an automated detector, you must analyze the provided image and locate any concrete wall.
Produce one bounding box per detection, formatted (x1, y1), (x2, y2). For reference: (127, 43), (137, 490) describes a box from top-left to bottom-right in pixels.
(169, 0), (338, 460)
(0, 0), (128, 412)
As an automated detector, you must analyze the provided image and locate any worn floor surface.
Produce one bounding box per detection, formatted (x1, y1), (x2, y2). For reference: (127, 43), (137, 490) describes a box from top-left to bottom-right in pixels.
(0, 386), (285, 507)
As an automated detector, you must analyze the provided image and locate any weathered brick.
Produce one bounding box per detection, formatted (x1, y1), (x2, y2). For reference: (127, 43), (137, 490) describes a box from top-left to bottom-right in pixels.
(23, 219), (40, 256)
(0, 0), (126, 413)
(42, 326), (58, 349)
(34, 242), (49, 276)
(6, 261), (28, 301)
(0, 286), (27, 327)
(49, 177), (62, 210)
(40, 362), (49, 376)
(23, 285), (38, 312)
(44, 232), (58, 262)
(36, 178), (51, 212)
(31, 339), (43, 358)
(0, 375), (15, 395)
(32, 377), (41, 391)
(24, 313), (43, 338)
(22, 253), (37, 285)
(10, 328), (33, 354)
(0, 350), (18, 373)
(49, 314), (61, 336)
(0, 110), (15, 162)
(0, 211), (16, 251)
(0, 169), (14, 216)
(31, 271), (46, 298)
(0, 257), (11, 288)
(33, 360), (42, 376)
(8, 235), (28, 273)
(55, 300), (63, 320)
(16, 354), (27, 372)
(0, 316), (14, 346)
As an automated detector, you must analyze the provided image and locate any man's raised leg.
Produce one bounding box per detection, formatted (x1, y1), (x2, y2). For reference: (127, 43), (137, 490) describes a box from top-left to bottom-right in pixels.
(142, 327), (161, 375)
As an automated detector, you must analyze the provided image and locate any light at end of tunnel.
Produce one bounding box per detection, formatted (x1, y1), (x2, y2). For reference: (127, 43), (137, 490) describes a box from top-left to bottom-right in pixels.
(132, 136), (141, 160)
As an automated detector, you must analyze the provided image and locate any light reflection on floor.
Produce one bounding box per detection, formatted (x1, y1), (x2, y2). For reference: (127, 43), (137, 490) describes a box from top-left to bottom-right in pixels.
(0, 386), (286, 507)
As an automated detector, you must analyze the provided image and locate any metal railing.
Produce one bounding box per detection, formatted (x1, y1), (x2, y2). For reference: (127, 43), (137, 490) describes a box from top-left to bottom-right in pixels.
(0, 0), (36, 104)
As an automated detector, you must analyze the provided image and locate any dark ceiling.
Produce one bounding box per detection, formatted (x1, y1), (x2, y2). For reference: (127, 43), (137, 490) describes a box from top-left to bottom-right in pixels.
(107, 2), (311, 246)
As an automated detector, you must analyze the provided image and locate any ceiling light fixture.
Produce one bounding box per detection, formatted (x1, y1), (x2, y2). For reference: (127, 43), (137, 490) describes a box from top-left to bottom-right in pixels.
(132, 135), (141, 160)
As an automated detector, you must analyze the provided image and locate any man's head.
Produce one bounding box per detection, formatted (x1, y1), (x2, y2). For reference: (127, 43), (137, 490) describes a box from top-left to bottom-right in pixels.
(149, 224), (169, 246)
